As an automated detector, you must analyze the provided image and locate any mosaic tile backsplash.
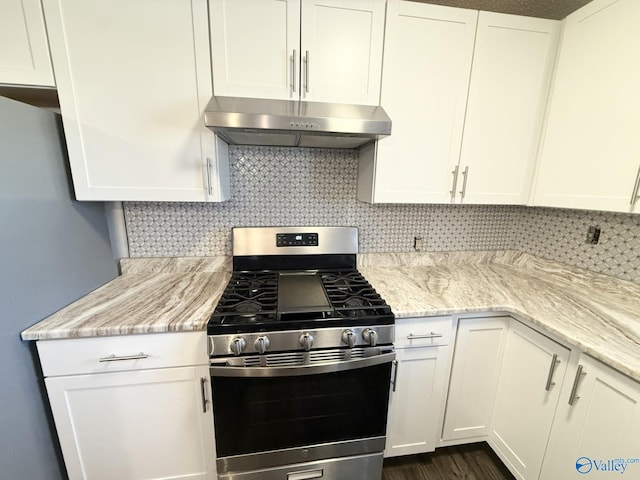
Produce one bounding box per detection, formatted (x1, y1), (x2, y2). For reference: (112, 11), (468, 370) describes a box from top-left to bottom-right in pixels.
(124, 146), (640, 283)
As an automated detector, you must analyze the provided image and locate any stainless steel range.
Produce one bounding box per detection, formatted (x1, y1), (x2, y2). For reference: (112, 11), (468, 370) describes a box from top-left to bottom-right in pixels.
(207, 226), (395, 480)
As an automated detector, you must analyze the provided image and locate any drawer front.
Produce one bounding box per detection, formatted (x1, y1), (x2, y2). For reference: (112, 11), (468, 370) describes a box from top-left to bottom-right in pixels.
(394, 316), (452, 348)
(37, 331), (207, 377)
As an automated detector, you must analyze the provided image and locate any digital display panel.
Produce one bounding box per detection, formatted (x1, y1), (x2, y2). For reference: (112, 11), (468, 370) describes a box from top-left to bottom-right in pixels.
(276, 233), (319, 247)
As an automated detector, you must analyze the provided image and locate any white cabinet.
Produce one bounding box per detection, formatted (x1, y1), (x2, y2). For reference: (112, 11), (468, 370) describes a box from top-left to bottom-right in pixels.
(385, 317), (452, 457)
(358, 2), (558, 205)
(38, 332), (216, 480)
(540, 354), (640, 479)
(532, 0), (640, 213)
(358, 1), (477, 204)
(210, 0), (385, 105)
(489, 320), (570, 480)
(43, 0), (229, 202)
(458, 12), (559, 205)
(442, 316), (509, 443)
(0, 0), (54, 87)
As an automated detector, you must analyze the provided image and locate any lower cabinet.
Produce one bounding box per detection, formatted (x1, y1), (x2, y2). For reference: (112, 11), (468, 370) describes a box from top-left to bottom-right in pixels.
(385, 317), (452, 457)
(539, 353), (640, 480)
(37, 332), (216, 480)
(442, 316), (509, 442)
(489, 320), (570, 480)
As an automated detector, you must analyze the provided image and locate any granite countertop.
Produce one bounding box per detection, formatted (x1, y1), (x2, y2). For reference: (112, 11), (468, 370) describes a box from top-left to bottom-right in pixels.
(360, 253), (640, 382)
(20, 272), (230, 339)
(21, 251), (640, 382)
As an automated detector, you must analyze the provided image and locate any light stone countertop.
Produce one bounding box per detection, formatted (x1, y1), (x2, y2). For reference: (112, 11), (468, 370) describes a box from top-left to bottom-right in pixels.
(21, 252), (640, 382)
(360, 256), (640, 381)
(20, 272), (230, 340)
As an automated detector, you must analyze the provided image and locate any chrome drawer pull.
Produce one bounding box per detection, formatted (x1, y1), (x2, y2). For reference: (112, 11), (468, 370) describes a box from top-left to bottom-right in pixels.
(568, 365), (586, 406)
(450, 165), (459, 202)
(304, 50), (310, 93)
(391, 359), (399, 392)
(99, 352), (148, 362)
(205, 157), (213, 195)
(630, 164), (640, 205)
(459, 166), (469, 201)
(407, 332), (443, 340)
(200, 377), (208, 413)
(545, 354), (560, 391)
(291, 49), (297, 93)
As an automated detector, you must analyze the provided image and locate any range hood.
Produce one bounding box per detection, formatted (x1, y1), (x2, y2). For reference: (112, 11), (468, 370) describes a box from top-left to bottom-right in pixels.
(204, 96), (391, 149)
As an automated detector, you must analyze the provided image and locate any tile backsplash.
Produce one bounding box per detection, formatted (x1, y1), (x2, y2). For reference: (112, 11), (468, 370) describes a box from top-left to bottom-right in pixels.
(124, 146), (640, 283)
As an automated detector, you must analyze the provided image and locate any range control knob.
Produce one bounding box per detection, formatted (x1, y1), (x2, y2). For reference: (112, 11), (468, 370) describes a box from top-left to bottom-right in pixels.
(299, 332), (314, 351)
(342, 329), (357, 348)
(362, 328), (378, 347)
(254, 336), (270, 354)
(230, 337), (247, 356)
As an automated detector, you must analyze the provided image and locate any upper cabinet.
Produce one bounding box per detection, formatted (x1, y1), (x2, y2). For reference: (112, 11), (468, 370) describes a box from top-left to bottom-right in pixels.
(459, 13), (559, 205)
(210, 0), (385, 106)
(0, 0), (55, 87)
(532, 0), (640, 213)
(358, 1), (559, 204)
(358, 1), (477, 204)
(42, 0), (229, 202)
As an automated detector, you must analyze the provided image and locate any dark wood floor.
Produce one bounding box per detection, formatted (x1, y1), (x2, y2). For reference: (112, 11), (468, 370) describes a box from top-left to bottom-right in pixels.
(382, 443), (516, 480)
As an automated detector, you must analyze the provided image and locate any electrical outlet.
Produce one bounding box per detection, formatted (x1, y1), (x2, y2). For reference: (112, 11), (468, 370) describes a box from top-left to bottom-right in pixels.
(414, 236), (423, 251)
(587, 226), (601, 245)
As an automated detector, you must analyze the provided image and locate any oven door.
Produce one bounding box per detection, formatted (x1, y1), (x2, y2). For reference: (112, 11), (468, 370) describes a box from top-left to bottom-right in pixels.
(210, 351), (394, 475)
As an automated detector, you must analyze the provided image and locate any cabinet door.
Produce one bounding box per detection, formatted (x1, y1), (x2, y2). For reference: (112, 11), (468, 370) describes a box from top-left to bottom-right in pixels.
(45, 366), (216, 480)
(442, 316), (509, 442)
(359, 1), (477, 203)
(43, 0), (228, 202)
(385, 345), (449, 457)
(532, 0), (640, 213)
(210, 0), (300, 100)
(540, 354), (640, 479)
(0, 0), (54, 86)
(300, 0), (385, 106)
(459, 13), (559, 205)
(489, 321), (570, 480)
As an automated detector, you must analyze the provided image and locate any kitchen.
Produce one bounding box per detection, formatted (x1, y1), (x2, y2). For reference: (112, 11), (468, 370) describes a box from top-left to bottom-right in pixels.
(1, 0), (639, 479)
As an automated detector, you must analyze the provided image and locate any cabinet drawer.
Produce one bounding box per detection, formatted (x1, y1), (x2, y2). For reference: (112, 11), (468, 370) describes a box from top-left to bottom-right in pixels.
(37, 331), (207, 377)
(394, 317), (452, 348)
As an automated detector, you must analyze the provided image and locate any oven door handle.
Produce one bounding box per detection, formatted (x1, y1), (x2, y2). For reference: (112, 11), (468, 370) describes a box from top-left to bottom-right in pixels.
(209, 352), (396, 377)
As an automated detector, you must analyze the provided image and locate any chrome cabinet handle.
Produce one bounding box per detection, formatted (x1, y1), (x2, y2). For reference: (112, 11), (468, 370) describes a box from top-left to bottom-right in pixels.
(450, 165), (459, 202)
(291, 49), (297, 93)
(391, 359), (399, 392)
(200, 377), (208, 413)
(304, 50), (310, 93)
(568, 364), (585, 405)
(205, 157), (213, 195)
(99, 352), (148, 362)
(407, 332), (443, 340)
(459, 166), (469, 201)
(545, 354), (560, 391)
(630, 164), (640, 206)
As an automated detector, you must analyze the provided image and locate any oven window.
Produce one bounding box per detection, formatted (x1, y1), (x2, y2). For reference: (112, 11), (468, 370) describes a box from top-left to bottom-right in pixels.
(211, 362), (392, 457)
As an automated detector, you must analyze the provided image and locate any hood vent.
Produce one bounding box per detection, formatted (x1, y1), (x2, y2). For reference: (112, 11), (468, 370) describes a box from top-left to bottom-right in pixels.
(204, 96), (391, 149)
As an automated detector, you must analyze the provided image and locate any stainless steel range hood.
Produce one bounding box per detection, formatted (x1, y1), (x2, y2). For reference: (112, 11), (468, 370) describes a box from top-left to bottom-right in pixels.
(204, 96), (391, 149)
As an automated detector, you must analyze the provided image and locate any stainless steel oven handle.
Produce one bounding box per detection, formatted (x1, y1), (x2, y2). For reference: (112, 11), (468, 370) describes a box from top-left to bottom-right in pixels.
(210, 352), (396, 378)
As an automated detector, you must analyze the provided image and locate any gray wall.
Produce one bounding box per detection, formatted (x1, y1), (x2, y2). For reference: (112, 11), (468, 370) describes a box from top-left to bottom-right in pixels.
(124, 146), (640, 283)
(0, 97), (118, 479)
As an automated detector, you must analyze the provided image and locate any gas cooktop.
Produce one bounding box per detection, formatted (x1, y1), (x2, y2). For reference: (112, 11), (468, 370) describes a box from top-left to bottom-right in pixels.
(208, 268), (394, 334)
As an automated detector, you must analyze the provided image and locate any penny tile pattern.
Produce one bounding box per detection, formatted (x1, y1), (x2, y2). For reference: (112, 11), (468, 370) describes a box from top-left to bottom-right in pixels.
(124, 146), (640, 283)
